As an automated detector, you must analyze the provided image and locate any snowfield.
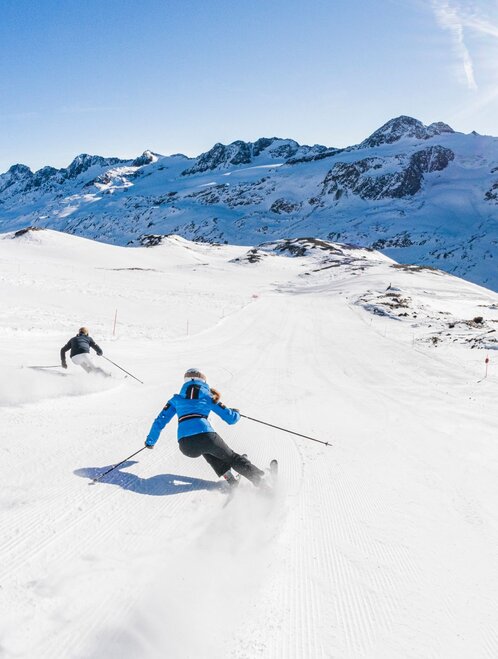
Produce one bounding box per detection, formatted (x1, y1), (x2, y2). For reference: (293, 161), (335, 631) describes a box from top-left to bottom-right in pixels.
(1, 229), (498, 658)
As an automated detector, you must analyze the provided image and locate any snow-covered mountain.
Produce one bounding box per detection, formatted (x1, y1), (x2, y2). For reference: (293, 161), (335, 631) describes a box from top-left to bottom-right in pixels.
(1, 228), (498, 657)
(1, 115), (498, 290)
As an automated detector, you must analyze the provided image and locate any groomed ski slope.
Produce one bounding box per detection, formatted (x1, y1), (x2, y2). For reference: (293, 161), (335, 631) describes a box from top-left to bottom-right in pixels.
(1, 229), (498, 659)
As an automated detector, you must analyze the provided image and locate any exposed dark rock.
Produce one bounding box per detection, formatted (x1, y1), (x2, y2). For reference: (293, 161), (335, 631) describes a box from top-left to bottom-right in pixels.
(181, 138), (303, 176)
(13, 226), (45, 238)
(360, 115), (455, 149)
(132, 150), (159, 167)
(8, 164), (32, 177)
(231, 248), (265, 264)
(187, 186), (224, 205)
(270, 198), (302, 214)
(182, 141), (253, 175)
(250, 137), (302, 159)
(322, 158), (381, 199)
(0, 164), (34, 194)
(260, 237), (345, 257)
(411, 145), (454, 173)
(139, 234), (167, 247)
(287, 148), (343, 165)
(253, 138), (277, 157)
(62, 154), (125, 180)
(373, 233), (414, 249)
(379, 292), (410, 308)
(485, 179), (498, 202)
(322, 146), (454, 200)
(265, 140), (300, 159)
(391, 263), (443, 273)
(31, 166), (58, 188)
(427, 121), (454, 135)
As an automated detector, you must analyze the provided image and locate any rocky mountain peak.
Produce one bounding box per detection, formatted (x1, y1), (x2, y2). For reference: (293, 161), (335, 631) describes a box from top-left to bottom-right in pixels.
(131, 150), (160, 167)
(427, 121), (454, 136)
(7, 164), (33, 178)
(0, 164), (33, 195)
(64, 154), (125, 179)
(360, 116), (454, 149)
(253, 138), (277, 156)
(181, 141), (253, 176)
(181, 137), (303, 176)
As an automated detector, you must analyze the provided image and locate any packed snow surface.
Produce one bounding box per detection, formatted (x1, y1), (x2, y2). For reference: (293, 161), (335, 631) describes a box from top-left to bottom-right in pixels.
(1, 229), (498, 658)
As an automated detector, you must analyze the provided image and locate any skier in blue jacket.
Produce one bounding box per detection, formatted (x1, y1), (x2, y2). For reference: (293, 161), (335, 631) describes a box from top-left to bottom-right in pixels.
(145, 368), (266, 487)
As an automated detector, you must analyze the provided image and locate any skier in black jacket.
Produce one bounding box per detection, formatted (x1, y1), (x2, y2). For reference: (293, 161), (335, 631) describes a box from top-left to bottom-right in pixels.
(60, 327), (109, 376)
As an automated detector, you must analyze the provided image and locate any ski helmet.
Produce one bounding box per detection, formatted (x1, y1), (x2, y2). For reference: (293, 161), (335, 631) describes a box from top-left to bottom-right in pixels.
(79, 327), (89, 335)
(184, 368), (206, 382)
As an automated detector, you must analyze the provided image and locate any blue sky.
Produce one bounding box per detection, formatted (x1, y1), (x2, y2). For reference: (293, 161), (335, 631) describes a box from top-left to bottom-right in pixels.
(1, 0), (497, 171)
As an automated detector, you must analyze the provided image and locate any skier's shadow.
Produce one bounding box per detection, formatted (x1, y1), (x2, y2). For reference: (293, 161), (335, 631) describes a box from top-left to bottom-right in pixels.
(74, 461), (223, 496)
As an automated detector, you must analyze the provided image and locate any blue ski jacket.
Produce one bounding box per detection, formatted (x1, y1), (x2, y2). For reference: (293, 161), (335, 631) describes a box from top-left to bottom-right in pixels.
(146, 379), (240, 445)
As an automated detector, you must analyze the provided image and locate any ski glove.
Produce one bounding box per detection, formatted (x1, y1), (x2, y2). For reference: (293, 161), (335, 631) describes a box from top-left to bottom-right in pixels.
(144, 441), (154, 449)
(97, 349), (103, 356)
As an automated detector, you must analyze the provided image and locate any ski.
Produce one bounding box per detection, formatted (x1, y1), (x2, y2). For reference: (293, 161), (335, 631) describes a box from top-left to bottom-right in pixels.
(222, 459), (278, 507)
(26, 365), (61, 369)
(25, 365), (68, 377)
(258, 459), (278, 497)
(222, 478), (240, 508)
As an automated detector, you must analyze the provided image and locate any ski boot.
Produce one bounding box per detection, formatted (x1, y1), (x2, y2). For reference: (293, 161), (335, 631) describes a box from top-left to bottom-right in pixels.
(222, 469), (239, 489)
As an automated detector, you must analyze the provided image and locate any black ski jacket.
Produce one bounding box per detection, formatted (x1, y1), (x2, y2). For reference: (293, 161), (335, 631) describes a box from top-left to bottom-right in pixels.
(60, 335), (103, 361)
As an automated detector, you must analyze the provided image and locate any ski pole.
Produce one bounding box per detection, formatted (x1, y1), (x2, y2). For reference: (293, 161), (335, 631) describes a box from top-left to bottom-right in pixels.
(91, 447), (148, 483)
(102, 356), (144, 384)
(240, 414), (331, 447)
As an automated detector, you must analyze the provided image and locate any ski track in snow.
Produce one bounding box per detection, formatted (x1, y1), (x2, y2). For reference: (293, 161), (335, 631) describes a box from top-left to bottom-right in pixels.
(1, 231), (498, 658)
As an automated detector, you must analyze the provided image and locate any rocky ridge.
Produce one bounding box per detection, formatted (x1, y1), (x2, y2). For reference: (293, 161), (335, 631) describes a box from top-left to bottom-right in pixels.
(1, 115), (498, 290)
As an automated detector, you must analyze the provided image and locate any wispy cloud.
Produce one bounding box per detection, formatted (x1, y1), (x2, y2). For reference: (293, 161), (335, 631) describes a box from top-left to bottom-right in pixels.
(431, 1), (498, 91)
(432, 0), (477, 89)
(459, 7), (498, 39)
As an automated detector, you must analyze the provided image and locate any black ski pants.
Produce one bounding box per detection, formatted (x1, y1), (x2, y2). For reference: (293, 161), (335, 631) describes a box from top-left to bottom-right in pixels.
(179, 432), (264, 484)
